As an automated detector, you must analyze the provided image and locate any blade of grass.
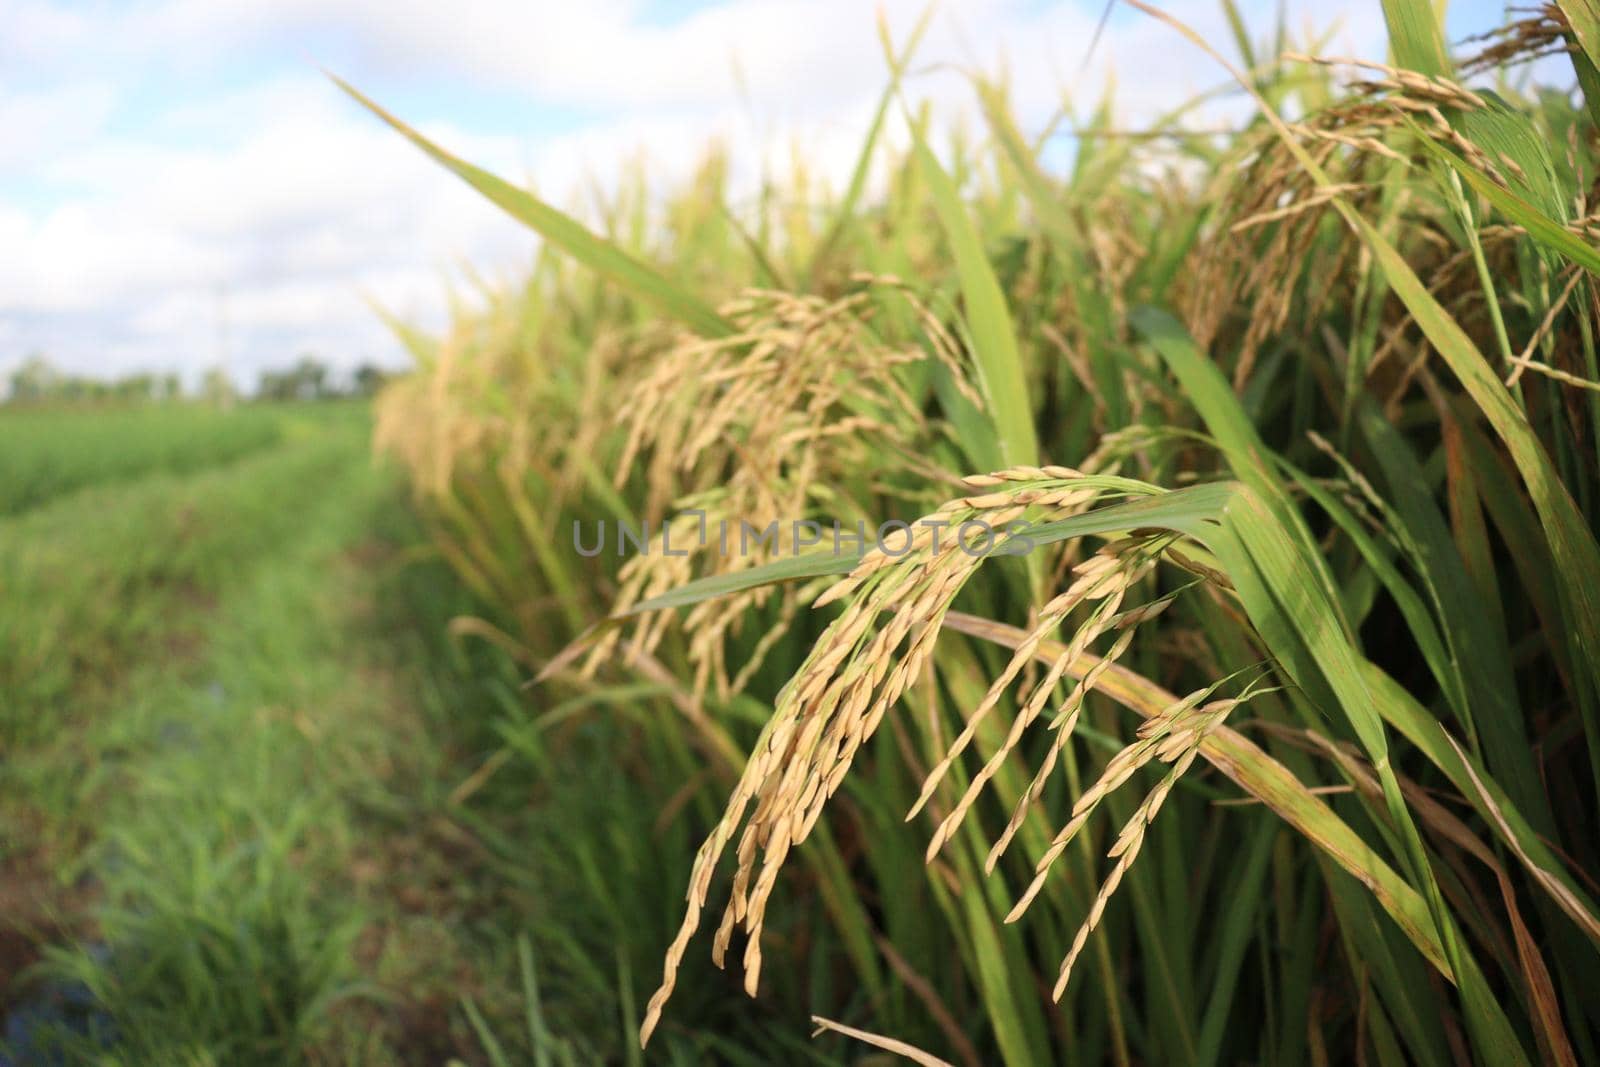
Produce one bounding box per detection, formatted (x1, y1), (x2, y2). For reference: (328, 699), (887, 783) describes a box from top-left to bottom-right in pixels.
(905, 111), (1039, 469)
(1401, 114), (1600, 275)
(1556, 1), (1600, 70)
(1379, 0), (1450, 77)
(1194, 813), (1277, 1067)
(331, 76), (734, 339)
(1352, 402), (1547, 825)
(804, 4), (935, 287)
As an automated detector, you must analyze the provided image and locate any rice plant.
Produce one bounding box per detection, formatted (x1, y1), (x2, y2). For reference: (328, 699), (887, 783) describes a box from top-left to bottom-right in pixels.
(353, 2), (1600, 1061)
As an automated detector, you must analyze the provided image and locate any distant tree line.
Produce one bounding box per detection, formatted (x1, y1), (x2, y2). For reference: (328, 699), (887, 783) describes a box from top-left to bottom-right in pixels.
(6, 356), (184, 404)
(2, 353), (394, 407)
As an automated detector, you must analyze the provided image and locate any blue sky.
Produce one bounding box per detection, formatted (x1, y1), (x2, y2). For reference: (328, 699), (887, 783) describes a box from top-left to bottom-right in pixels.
(0, 1), (1544, 388)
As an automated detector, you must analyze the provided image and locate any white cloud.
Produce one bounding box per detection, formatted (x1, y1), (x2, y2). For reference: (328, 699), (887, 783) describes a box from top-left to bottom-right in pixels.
(0, 81), (116, 169)
(0, 67), (538, 384)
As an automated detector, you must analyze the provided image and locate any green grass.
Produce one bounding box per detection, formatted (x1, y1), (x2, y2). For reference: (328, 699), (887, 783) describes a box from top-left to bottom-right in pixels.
(1, 404), (525, 1063)
(25, 451), (399, 1063)
(0, 403), (368, 742)
(0, 403), (292, 517)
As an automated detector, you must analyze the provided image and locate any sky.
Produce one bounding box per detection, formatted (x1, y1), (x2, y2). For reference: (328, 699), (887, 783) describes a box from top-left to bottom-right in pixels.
(0, 0), (1525, 390)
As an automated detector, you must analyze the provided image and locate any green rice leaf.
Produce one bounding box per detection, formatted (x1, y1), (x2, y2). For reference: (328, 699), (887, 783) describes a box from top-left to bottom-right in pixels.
(907, 115), (1040, 468)
(1131, 306), (1350, 642)
(1401, 114), (1600, 275)
(332, 76), (734, 339)
(1353, 403), (1547, 825)
(1219, 0), (1256, 70)
(1553, 2), (1600, 126)
(1379, 0), (1450, 77)
(806, 4), (934, 285)
(620, 486), (1179, 617)
(1455, 93), (1570, 224)
(1556, 0), (1600, 70)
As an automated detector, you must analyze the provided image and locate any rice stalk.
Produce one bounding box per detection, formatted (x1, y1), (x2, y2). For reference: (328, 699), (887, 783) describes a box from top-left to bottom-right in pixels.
(638, 468), (1211, 1045)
